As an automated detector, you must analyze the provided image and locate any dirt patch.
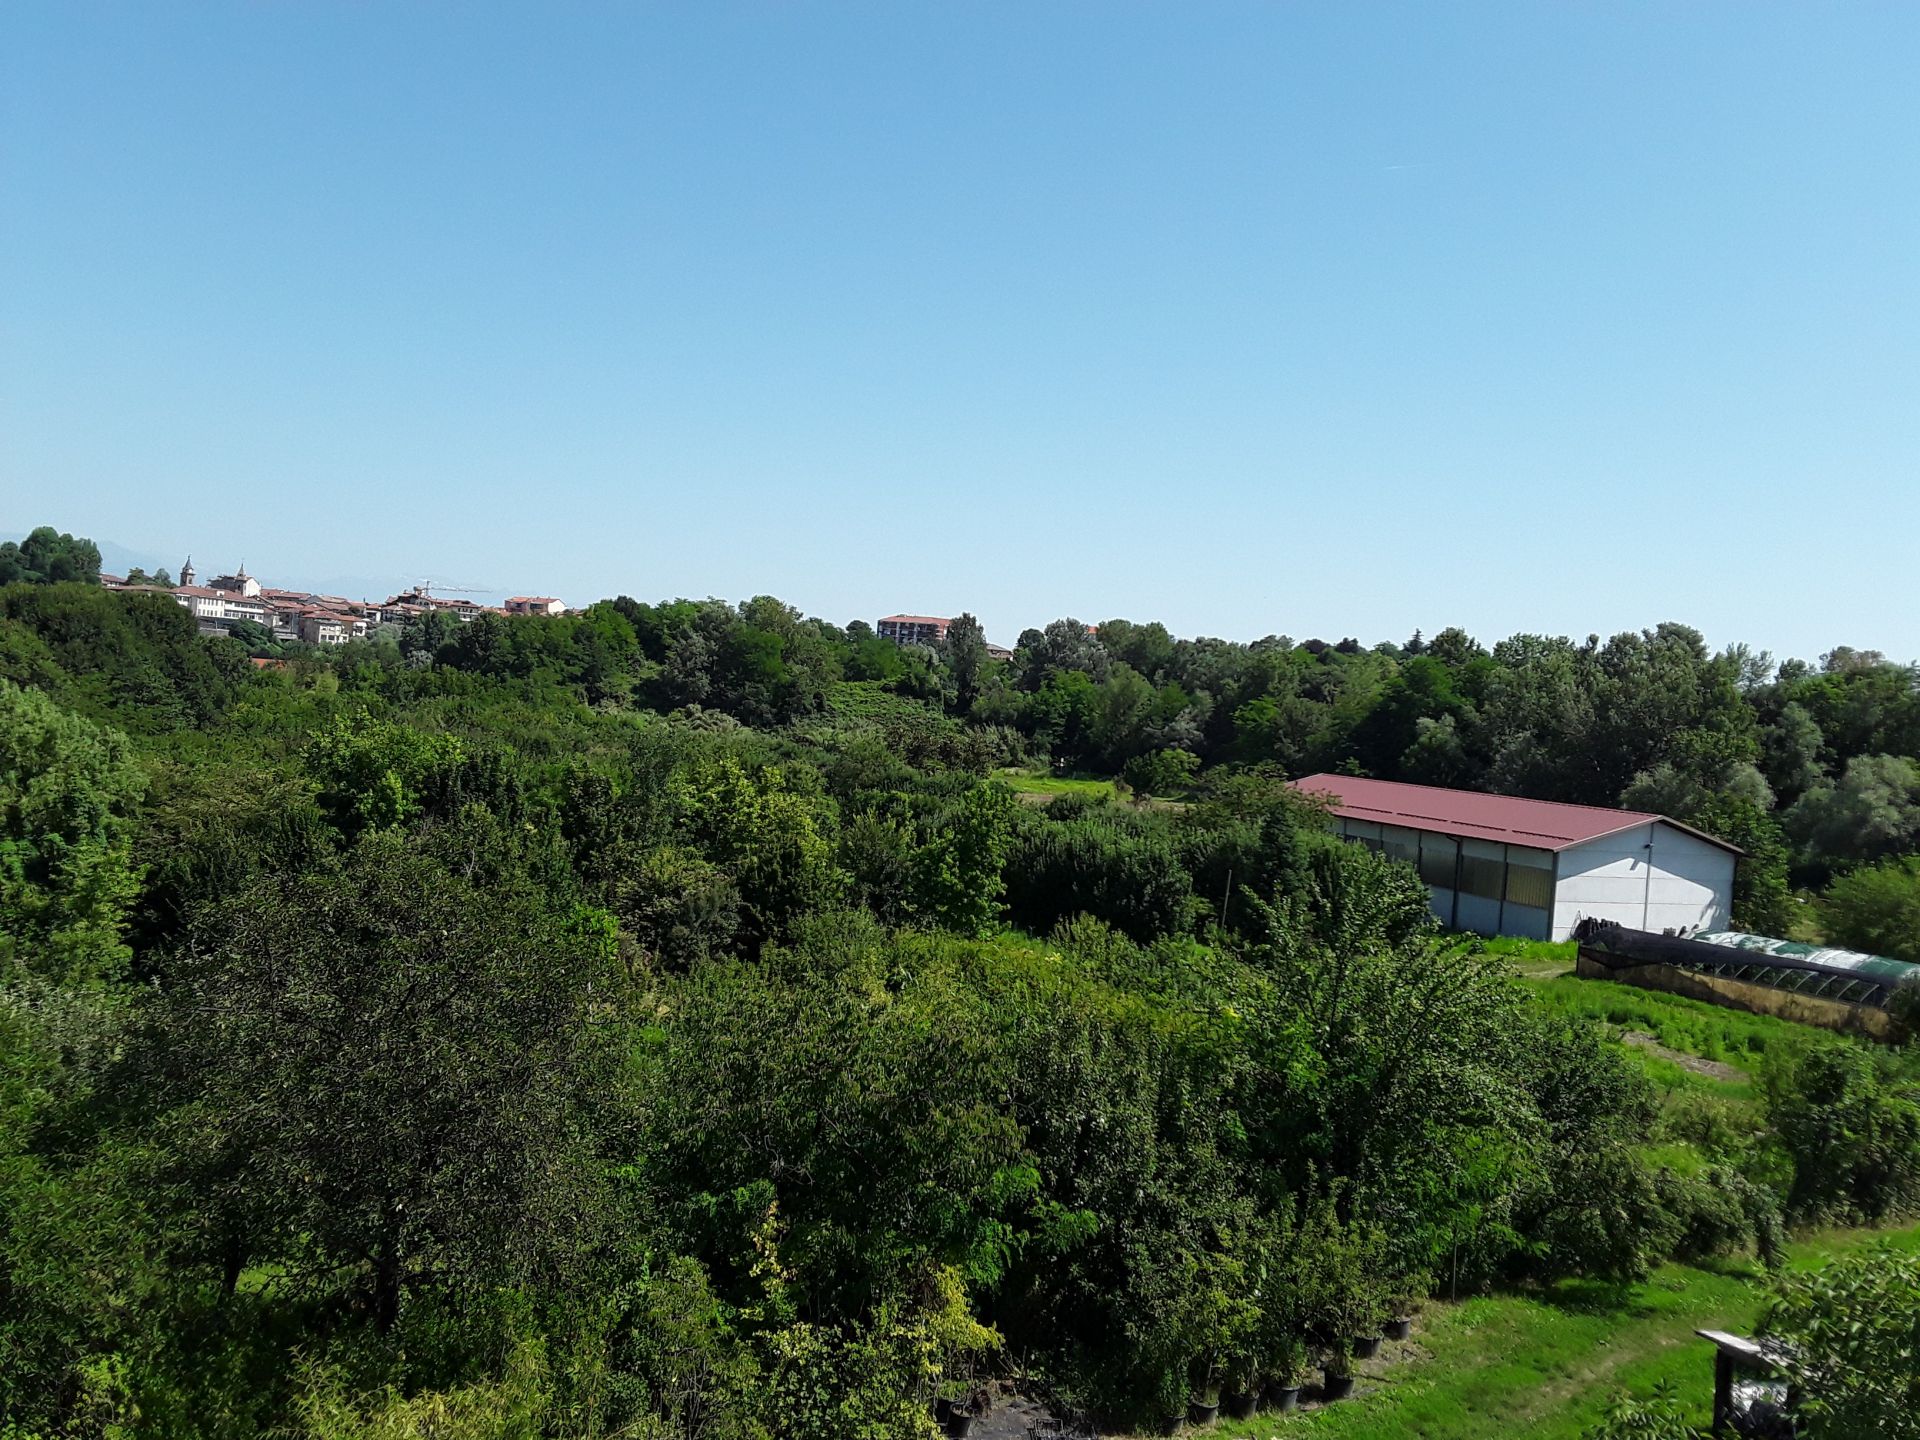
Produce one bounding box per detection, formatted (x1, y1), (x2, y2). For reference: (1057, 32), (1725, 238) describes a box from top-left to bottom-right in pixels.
(1619, 1030), (1747, 1084)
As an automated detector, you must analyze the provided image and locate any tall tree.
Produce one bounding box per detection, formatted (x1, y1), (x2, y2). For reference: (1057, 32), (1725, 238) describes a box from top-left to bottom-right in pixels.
(0, 681), (145, 984)
(944, 612), (989, 711)
(155, 834), (630, 1326)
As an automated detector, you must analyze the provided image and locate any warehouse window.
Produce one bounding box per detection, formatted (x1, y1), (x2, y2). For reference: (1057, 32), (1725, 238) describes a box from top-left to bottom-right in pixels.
(1459, 854), (1506, 901)
(1505, 863), (1553, 910)
(1418, 835), (1457, 889)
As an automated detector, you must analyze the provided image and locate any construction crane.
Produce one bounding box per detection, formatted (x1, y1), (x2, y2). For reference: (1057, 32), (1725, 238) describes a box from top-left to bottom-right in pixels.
(413, 579), (489, 599)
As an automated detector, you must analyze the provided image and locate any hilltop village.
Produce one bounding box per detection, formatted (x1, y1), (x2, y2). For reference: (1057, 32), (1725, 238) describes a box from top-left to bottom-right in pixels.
(100, 556), (568, 646)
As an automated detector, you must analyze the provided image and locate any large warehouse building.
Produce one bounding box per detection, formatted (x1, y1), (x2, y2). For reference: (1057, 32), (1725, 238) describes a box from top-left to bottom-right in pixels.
(1291, 774), (1740, 942)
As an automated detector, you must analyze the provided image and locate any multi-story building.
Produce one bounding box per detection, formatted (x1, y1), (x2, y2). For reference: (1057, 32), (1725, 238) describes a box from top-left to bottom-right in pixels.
(373, 589), (486, 626)
(173, 583), (275, 634)
(504, 595), (565, 616)
(877, 614), (951, 647)
(297, 610), (368, 645)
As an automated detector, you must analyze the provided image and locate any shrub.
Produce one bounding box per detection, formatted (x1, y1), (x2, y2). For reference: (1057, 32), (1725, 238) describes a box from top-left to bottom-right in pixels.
(1760, 1245), (1920, 1440)
(1821, 857), (1920, 964)
(1582, 1382), (1695, 1440)
(1763, 1043), (1920, 1223)
(1004, 814), (1197, 942)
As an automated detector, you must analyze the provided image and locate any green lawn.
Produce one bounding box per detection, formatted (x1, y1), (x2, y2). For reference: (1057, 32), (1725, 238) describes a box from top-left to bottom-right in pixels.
(994, 770), (1119, 802)
(1181, 1224), (1920, 1440)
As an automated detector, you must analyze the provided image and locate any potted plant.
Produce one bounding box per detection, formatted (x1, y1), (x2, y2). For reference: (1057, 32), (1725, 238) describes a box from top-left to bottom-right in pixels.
(1321, 1339), (1356, 1402)
(944, 1386), (988, 1438)
(1151, 1366), (1188, 1436)
(1262, 1338), (1307, 1413)
(1382, 1270), (1428, 1341)
(1221, 1351), (1261, 1419)
(1187, 1375), (1221, 1426)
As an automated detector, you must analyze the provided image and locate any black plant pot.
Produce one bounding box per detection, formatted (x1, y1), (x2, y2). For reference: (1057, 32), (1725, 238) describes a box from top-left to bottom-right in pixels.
(1223, 1390), (1258, 1419)
(1267, 1384), (1301, 1412)
(1157, 1411), (1185, 1436)
(934, 1397), (954, 1424)
(1383, 1316), (1412, 1341)
(1322, 1371), (1355, 1401)
(944, 1413), (975, 1439)
(1188, 1398), (1220, 1425)
(1352, 1334), (1381, 1359)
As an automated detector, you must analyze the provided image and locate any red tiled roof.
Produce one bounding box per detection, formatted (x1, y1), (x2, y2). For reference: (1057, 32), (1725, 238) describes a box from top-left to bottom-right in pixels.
(506, 596), (559, 605)
(879, 614), (950, 626)
(1289, 774), (1741, 855)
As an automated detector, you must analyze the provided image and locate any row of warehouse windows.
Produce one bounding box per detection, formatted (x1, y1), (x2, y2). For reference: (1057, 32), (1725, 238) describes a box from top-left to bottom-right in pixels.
(1341, 821), (1555, 910)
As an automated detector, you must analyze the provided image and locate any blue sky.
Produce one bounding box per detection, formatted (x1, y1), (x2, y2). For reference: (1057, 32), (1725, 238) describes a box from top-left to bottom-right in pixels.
(3, 3), (1914, 658)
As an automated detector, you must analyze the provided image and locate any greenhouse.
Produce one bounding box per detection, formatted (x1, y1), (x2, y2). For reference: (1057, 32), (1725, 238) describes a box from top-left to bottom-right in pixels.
(1574, 921), (1920, 1010)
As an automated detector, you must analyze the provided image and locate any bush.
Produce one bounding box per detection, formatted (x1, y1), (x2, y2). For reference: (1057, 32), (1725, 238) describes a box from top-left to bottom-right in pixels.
(1761, 1245), (1920, 1440)
(1583, 1382), (1695, 1440)
(1655, 1164), (1784, 1269)
(1122, 747), (1199, 798)
(1892, 978), (1920, 1047)
(1763, 1043), (1920, 1223)
(1004, 814), (1197, 942)
(1821, 857), (1920, 964)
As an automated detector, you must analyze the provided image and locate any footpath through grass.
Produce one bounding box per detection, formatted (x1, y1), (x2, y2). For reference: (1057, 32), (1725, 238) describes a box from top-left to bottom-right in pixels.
(1185, 1224), (1920, 1440)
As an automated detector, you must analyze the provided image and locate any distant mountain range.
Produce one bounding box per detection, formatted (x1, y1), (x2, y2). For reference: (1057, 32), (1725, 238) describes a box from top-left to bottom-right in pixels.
(2, 532), (171, 580)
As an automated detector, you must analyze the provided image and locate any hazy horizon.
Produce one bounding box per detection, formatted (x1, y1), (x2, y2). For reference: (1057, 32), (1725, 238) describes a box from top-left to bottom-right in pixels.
(15, 524), (1906, 666)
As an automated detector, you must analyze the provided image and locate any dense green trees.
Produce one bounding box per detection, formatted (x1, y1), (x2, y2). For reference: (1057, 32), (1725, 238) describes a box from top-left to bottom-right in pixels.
(0, 528), (102, 586)
(1822, 858), (1920, 963)
(0, 681), (144, 984)
(1, 558), (1918, 1437)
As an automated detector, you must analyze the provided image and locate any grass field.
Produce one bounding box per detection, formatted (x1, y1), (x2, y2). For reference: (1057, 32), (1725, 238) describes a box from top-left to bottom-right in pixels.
(995, 770), (1120, 802)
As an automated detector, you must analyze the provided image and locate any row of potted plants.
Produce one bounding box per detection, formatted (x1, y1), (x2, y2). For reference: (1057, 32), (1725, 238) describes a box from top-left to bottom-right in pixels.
(1174, 1309), (1417, 1431)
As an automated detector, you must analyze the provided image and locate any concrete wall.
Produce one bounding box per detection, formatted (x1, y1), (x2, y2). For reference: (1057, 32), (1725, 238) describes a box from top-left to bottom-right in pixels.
(1551, 822), (1733, 942)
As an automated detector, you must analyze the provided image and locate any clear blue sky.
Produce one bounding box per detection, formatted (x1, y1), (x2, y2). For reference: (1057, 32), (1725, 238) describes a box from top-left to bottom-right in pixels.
(3, 3), (1915, 658)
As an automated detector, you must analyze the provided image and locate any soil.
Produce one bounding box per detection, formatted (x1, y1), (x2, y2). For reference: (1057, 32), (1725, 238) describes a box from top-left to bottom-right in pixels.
(965, 1389), (1094, 1438)
(1618, 1029), (1747, 1084)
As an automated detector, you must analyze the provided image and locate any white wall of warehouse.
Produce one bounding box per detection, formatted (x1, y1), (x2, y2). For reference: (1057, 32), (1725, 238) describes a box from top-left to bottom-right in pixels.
(1549, 822), (1734, 941)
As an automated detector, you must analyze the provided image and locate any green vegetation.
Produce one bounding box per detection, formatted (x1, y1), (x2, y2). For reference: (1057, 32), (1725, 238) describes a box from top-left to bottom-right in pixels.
(1822, 856), (1920, 963)
(3, 533), (1919, 1440)
(1523, 972), (1810, 1073)
(1197, 1225), (1920, 1440)
(995, 769), (1119, 800)
(0, 527), (101, 586)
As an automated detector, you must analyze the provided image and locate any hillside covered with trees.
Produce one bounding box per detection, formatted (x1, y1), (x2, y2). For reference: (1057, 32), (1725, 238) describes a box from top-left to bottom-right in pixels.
(3, 554), (1918, 1438)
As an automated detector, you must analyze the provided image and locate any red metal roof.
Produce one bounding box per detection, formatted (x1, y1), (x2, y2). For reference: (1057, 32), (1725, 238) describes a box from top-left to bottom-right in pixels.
(1289, 774), (1741, 855)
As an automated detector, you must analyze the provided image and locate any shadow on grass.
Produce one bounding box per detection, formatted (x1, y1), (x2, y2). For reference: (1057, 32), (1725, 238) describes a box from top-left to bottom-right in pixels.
(1536, 1276), (1656, 1318)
